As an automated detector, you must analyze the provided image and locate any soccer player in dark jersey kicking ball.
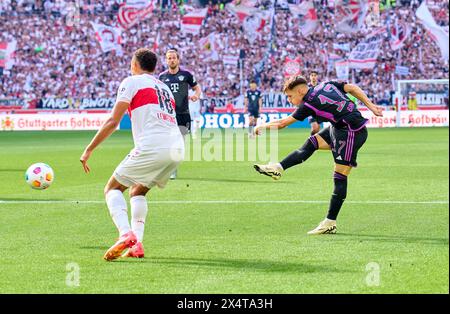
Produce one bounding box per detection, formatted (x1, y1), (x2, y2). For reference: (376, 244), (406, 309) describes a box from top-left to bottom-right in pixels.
(253, 76), (383, 235)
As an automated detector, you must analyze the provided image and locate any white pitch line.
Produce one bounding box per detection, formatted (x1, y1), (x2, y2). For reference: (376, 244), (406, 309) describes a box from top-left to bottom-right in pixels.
(0, 200), (448, 205)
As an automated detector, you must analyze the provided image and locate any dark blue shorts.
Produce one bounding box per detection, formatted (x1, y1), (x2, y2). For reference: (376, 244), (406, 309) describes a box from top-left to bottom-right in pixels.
(248, 109), (259, 118)
(317, 126), (368, 167)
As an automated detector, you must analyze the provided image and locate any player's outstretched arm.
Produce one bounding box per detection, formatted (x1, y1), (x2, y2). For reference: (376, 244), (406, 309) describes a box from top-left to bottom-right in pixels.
(79, 101), (129, 173)
(344, 83), (383, 116)
(255, 116), (297, 135)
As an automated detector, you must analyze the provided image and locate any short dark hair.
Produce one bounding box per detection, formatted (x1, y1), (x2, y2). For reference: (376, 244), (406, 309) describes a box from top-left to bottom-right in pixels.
(283, 75), (308, 93)
(250, 80), (257, 85)
(310, 70), (319, 75)
(165, 48), (180, 59)
(134, 48), (157, 72)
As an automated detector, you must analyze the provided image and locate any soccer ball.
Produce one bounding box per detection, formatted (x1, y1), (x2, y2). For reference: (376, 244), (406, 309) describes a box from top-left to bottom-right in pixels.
(25, 163), (54, 190)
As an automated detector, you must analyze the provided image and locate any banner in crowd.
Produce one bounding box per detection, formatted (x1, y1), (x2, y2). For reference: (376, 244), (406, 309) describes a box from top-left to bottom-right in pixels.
(38, 98), (115, 110)
(223, 54), (240, 67)
(335, 60), (350, 80)
(201, 93), (290, 109)
(334, 0), (368, 33)
(389, 21), (410, 50)
(288, 0), (318, 36)
(416, 1), (449, 61)
(181, 8), (208, 34)
(0, 40), (17, 69)
(348, 27), (384, 69)
(333, 43), (351, 51)
(395, 65), (409, 76)
(283, 57), (301, 77)
(117, 0), (154, 29)
(125, 0), (152, 7)
(0, 113), (112, 131)
(91, 23), (122, 53)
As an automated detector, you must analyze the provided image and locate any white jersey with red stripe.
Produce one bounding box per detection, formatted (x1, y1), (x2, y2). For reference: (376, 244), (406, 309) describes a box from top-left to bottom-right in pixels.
(116, 73), (184, 151)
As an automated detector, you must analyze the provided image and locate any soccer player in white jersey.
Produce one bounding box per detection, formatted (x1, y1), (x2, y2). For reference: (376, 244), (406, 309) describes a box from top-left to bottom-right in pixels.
(80, 48), (184, 261)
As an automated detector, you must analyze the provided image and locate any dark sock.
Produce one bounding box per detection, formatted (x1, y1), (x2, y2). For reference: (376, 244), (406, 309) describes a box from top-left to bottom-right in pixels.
(327, 172), (348, 220)
(280, 136), (318, 170)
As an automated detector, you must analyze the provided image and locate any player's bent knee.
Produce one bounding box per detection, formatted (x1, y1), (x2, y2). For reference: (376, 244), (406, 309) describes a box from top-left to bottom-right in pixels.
(104, 177), (127, 196)
(129, 185), (150, 198)
(311, 124), (320, 135)
(315, 134), (330, 150)
(334, 164), (352, 176)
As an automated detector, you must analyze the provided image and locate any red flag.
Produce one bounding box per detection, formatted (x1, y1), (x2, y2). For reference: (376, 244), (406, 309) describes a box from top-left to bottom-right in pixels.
(181, 8), (208, 34)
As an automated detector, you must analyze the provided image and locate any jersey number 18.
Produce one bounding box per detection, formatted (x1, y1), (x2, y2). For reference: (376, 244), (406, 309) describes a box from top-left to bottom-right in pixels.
(155, 86), (174, 114)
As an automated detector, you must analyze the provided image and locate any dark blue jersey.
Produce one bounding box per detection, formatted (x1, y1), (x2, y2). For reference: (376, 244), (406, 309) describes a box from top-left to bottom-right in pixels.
(246, 89), (262, 110)
(292, 81), (368, 131)
(159, 69), (198, 115)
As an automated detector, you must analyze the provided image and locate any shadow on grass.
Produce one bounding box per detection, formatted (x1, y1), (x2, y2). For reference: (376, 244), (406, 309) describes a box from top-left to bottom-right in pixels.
(179, 177), (294, 184)
(0, 169), (24, 172)
(337, 233), (449, 246)
(0, 197), (66, 201)
(80, 246), (110, 250)
(116, 256), (351, 274)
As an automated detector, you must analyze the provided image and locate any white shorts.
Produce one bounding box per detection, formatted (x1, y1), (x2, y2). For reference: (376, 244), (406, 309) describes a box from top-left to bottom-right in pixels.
(113, 148), (184, 189)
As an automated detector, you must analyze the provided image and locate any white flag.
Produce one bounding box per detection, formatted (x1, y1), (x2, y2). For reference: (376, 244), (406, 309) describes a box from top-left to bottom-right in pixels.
(288, 1), (318, 36)
(91, 23), (122, 54)
(335, 0), (368, 34)
(416, 2), (449, 61)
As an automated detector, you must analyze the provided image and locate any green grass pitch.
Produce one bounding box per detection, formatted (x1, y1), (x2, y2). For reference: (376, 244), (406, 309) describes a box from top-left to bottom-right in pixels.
(0, 127), (448, 293)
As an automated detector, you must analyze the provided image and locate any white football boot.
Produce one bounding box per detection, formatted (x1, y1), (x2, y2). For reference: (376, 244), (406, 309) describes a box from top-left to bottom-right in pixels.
(253, 163), (283, 180)
(307, 219), (337, 235)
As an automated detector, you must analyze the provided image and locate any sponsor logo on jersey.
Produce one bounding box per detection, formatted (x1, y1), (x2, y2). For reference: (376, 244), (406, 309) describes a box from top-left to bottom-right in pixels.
(170, 83), (180, 93)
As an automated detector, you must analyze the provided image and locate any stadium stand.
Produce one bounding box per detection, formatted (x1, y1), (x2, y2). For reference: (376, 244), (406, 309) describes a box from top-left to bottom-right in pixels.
(0, 0), (448, 109)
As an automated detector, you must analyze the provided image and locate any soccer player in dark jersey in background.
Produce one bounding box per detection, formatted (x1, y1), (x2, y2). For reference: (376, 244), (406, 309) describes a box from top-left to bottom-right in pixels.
(254, 76), (383, 235)
(308, 70), (322, 135)
(244, 81), (263, 138)
(159, 48), (202, 179)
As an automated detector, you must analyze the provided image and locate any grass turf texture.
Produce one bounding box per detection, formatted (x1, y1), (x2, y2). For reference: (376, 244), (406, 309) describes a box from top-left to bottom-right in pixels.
(0, 128), (448, 293)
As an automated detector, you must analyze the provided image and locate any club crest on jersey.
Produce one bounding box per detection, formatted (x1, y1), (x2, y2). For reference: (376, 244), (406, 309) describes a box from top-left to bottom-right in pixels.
(178, 75), (184, 81)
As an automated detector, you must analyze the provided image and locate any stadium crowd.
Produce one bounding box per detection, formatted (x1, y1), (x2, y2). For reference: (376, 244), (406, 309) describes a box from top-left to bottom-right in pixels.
(0, 0), (448, 108)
